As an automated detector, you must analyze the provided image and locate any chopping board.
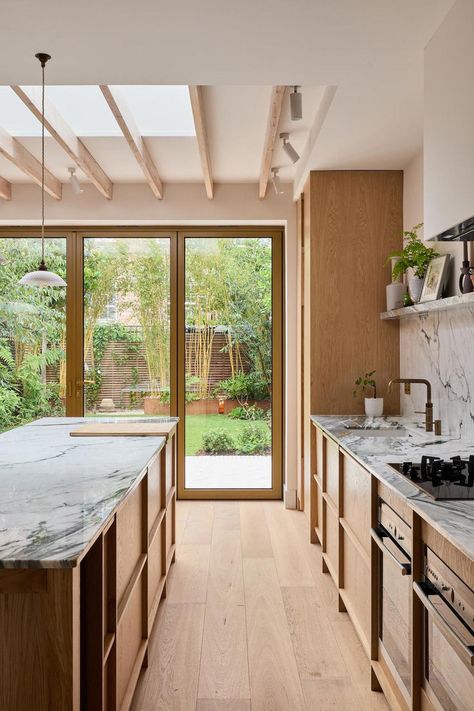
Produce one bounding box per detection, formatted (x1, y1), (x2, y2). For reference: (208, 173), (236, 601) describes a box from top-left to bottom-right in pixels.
(70, 422), (176, 437)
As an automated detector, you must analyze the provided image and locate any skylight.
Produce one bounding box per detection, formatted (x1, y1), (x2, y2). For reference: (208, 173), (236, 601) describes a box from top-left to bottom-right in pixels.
(0, 85), (195, 137)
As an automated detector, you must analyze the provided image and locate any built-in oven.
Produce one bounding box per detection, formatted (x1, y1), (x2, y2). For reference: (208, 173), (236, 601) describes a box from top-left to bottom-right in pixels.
(371, 500), (412, 700)
(414, 549), (474, 711)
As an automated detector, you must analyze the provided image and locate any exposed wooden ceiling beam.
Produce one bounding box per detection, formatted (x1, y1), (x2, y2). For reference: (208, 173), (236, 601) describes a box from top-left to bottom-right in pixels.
(188, 86), (213, 199)
(0, 127), (62, 200)
(100, 85), (163, 199)
(11, 85), (113, 199)
(259, 85), (286, 199)
(0, 175), (12, 200)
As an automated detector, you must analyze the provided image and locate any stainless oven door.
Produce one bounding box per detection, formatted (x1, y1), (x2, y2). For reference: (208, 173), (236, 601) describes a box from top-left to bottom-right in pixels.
(372, 520), (412, 696)
(414, 581), (474, 711)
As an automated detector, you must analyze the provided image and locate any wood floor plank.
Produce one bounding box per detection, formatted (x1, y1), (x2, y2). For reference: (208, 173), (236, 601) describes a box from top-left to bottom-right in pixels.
(196, 700), (251, 711)
(208, 529), (244, 606)
(182, 501), (214, 544)
(301, 678), (364, 711)
(264, 502), (314, 587)
(239, 502), (273, 558)
(330, 617), (389, 710)
(166, 543), (210, 603)
(213, 501), (241, 532)
(131, 602), (205, 711)
(198, 602), (250, 701)
(243, 558), (306, 711)
(281, 586), (349, 680)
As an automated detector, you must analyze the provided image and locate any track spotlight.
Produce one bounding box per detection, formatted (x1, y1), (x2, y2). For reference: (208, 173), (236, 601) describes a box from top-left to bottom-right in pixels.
(280, 132), (300, 164)
(68, 167), (84, 195)
(290, 86), (302, 121)
(271, 168), (283, 195)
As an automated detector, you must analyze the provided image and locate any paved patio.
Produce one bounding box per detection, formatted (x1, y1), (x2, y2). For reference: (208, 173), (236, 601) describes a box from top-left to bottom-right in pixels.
(185, 455), (271, 489)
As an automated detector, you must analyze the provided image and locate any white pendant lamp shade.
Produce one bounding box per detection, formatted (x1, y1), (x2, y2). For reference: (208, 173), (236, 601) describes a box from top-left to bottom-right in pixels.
(19, 264), (67, 287)
(18, 53), (66, 288)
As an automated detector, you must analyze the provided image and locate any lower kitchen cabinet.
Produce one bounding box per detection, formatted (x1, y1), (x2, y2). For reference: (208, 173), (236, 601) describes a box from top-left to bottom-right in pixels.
(310, 421), (474, 711)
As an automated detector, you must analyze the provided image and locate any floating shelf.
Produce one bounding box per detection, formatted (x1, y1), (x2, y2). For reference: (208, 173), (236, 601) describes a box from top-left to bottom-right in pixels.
(380, 292), (474, 320)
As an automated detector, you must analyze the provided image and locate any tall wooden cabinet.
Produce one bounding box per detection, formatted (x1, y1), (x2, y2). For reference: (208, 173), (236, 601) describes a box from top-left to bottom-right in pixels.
(299, 170), (402, 510)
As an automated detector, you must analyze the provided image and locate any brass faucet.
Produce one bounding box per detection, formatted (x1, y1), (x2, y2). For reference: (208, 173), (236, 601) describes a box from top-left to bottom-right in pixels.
(388, 378), (434, 432)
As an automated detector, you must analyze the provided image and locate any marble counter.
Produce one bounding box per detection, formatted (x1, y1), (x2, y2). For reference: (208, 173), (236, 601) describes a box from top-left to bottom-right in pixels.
(310, 415), (474, 563)
(0, 417), (174, 569)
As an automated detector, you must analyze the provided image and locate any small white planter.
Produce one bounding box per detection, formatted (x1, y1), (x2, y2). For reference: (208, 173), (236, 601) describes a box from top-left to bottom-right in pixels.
(408, 276), (424, 304)
(364, 397), (384, 417)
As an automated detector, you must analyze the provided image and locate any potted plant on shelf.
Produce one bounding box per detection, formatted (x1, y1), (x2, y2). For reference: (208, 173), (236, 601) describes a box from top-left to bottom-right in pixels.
(387, 223), (439, 304)
(353, 370), (383, 417)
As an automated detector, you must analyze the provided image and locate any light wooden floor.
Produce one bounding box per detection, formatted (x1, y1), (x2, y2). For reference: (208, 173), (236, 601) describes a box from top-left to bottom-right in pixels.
(131, 501), (389, 711)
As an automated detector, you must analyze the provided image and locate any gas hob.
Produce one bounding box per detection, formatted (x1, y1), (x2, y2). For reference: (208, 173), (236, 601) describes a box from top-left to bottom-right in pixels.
(389, 455), (474, 500)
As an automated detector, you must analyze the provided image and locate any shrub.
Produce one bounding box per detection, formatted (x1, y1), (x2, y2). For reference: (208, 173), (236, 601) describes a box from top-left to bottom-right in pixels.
(201, 429), (236, 454)
(236, 424), (271, 454)
(216, 371), (270, 402)
(228, 404), (267, 421)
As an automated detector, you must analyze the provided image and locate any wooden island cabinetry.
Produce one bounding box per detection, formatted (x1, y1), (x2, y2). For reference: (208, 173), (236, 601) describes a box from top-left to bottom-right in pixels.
(310, 419), (474, 711)
(0, 420), (177, 711)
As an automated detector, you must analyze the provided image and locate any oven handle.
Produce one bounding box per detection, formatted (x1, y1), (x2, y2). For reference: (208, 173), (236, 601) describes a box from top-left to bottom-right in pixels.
(414, 581), (474, 667)
(370, 527), (411, 575)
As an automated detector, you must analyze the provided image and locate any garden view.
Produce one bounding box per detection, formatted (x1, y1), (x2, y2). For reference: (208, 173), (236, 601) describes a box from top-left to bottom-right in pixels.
(0, 235), (273, 487)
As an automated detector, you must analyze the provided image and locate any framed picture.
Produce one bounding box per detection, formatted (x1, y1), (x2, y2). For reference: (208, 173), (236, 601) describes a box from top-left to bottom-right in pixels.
(420, 254), (450, 302)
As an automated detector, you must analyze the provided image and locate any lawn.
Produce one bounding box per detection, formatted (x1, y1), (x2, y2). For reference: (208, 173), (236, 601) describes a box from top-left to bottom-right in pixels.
(185, 414), (270, 456)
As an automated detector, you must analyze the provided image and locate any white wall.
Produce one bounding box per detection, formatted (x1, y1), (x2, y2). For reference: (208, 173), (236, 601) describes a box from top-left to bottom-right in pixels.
(0, 181), (298, 500)
(424, 0), (474, 239)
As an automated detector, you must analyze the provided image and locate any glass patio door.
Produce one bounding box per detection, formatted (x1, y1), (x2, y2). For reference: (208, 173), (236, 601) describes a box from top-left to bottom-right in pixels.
(0, 234), (67, 433)
(81, 233), (174, 419)
(177, 230), (283, 500)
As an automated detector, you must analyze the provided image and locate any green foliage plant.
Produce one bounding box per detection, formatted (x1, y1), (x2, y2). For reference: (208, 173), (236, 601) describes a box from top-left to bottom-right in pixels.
(228, 404), (267, 421)
(236, 424), (271, 454)
(201, 428), (236, 454)
(353, 370), (377, 399)
(388, 223), (439, 280)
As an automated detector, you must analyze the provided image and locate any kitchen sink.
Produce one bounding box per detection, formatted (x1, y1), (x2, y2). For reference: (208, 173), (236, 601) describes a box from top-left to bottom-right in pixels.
(343, 420), (408, 437)
(346, 428), (409, 437)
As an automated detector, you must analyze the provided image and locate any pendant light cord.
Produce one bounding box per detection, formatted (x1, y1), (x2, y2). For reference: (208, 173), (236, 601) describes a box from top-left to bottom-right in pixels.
(41, 60), (45, 264)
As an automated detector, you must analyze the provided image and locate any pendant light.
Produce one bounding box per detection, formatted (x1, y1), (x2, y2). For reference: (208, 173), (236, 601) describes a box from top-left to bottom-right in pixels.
(19, 53), (66, 287)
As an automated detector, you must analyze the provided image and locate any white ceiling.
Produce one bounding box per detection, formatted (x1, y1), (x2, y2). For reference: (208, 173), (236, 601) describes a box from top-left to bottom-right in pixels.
(0, 0), (455, 196)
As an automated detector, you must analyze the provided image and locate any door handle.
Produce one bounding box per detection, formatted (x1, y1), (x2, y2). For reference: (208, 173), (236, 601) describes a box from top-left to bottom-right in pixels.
(371, 527), (411, 575)
(414, 581), (474, 666)
(76, 379), (95, 386)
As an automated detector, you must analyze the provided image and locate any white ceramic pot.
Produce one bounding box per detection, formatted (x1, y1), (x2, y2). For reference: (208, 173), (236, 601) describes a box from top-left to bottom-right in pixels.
(408, 276), (424, 304)
(364, 397), (384, 417)
(386, 282), (407, 311)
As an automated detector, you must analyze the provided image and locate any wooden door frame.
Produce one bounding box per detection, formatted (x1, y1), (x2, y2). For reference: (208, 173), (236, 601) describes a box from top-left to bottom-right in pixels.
(176, 227), (284, 500)
(0, 225), (285, 501)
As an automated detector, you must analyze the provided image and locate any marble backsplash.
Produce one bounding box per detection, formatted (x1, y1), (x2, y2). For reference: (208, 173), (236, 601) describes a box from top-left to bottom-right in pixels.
(399, 304), (474, 439)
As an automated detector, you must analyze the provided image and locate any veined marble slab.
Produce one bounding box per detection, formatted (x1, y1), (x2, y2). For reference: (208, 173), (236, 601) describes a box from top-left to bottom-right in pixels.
(310, 414), (474, 563)
(0, 417), (173, 569)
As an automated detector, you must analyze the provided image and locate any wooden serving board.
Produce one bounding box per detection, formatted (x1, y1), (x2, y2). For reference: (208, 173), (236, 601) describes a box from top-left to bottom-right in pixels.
(70, 422), (176, 437)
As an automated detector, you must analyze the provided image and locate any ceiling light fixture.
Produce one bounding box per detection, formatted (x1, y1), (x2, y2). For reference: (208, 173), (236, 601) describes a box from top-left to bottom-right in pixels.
(280, 132), (300, 164)
(271, 168), (283, 195)
(19, 53), (66, 288)
(68, 167), (84, 195)
(290, 86), (303, 121)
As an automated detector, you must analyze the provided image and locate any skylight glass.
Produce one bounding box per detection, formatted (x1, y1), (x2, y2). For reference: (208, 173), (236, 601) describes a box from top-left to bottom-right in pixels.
(0, 87), (46, 136)
(112, 86), (195, 136)
(0, 85), (195, 138)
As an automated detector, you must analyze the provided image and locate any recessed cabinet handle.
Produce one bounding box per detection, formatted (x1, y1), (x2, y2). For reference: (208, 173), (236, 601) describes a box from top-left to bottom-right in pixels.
(370, 527), (411, 575)
(413, 581), (474, 667)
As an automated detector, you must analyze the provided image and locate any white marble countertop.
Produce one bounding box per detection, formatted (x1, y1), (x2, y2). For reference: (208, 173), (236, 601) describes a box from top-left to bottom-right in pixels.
(310, 415), (474, 563)
(0, 417), (175, 569)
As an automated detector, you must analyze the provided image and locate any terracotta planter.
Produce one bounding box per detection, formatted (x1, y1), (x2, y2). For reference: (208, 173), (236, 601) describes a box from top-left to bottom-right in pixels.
(144, 397), (170, 415)
(185, 398), (271, 416)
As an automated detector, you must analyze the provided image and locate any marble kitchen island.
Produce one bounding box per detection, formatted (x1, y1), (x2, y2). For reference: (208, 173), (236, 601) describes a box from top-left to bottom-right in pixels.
(0, 417), (178, 711)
